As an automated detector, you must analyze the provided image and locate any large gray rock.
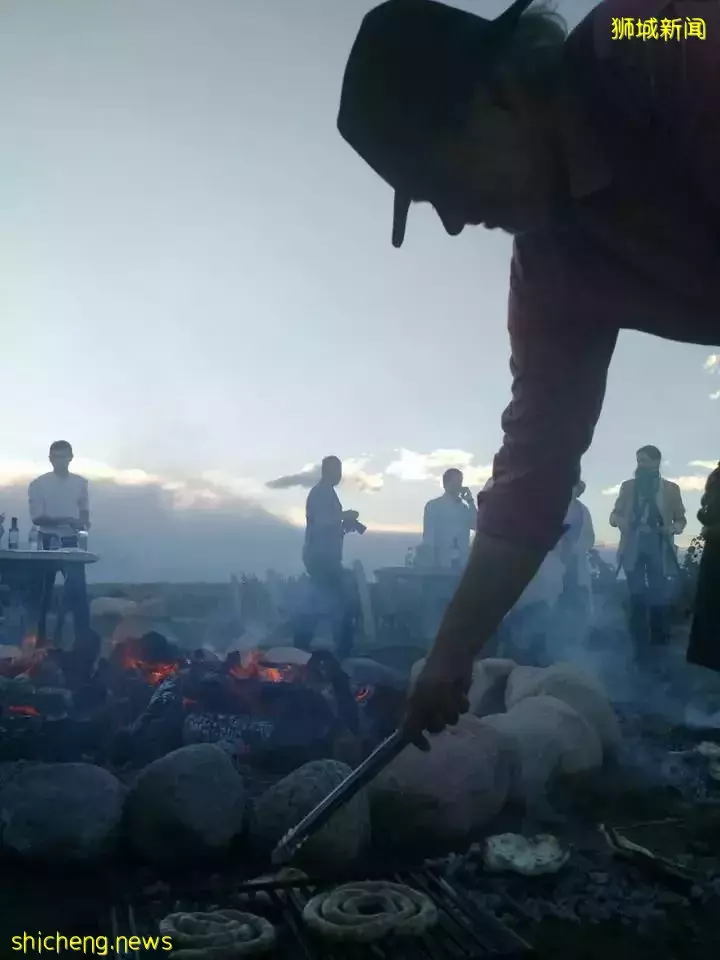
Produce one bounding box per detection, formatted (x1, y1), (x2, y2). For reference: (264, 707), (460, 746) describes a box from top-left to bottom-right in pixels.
(251, 759), (370, 866)
(505, 662), (621, 749)
(370, 714), (515, 846)
(410, 657), (517, 717)
(0, 763), (124, 861)
(125, 744), (245, 863)
(479, 695), (602, 810)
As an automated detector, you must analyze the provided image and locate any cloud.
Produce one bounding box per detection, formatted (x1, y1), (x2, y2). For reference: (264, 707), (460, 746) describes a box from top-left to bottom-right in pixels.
(0, 457), (283, 518)
(0, 471), (411, 581)
(689, 461), (718, 471)
(668, 475), (711, 493)
(601, 484), (621, 496)
(343, 458), (385, 493)
(385, 449), (493, 487)
(266, 457), (384, 494)
(710, 390), (720, 401)
(703, 354), (719, 371)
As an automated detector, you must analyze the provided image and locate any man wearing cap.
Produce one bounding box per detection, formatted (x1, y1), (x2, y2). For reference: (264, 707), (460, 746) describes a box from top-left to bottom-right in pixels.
(336, 0), (720, 746)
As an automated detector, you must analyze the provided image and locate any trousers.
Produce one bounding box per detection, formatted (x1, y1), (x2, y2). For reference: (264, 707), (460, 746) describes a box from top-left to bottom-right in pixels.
(36, 535), (90, 647)
(294, 557), (354, 659)
(625, 535), (672, 649)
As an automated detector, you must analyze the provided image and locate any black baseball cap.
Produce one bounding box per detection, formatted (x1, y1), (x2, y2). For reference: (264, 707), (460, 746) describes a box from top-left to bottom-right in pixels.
(337, 0), (536, 247)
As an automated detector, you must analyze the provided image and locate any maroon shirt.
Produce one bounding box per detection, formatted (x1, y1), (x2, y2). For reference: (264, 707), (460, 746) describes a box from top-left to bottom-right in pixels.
(479, 0), (720, 552)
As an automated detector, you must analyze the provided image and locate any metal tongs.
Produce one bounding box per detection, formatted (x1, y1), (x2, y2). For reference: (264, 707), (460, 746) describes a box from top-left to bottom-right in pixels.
(271, 729), (409, 865)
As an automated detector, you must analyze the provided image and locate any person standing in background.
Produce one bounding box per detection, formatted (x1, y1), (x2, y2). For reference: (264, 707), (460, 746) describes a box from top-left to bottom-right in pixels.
(610, 445), (685, 654)
(295, 456), (363, 659)
(556, 479), (595, 619)
(422, 469), (477, 569)
(28, 440), (91, 646)
(687, 462), (720, 673)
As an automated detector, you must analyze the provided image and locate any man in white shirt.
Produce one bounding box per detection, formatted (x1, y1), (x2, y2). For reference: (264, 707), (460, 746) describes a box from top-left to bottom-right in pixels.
(28, 440), (91, 646)
(555, 479), (595, 617)
(422, 469), (477, 570)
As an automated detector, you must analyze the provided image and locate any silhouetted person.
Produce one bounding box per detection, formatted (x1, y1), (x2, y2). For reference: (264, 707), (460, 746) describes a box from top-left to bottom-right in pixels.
(28, 440), (90, 647)
(336, 0), (720, 744)
(687, 462), (720, 672)
(294, 456), (362, 659)
(422, 468), (477, 570)
(610, 445), (685, 653)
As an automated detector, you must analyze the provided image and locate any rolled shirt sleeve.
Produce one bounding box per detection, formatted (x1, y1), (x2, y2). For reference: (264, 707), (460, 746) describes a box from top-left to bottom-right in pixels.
(478, 239), (619, 552)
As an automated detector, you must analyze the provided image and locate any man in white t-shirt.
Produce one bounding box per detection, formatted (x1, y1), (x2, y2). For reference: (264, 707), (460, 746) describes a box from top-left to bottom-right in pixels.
(422, 469), (477, 570)
(28, 440), (91, 646)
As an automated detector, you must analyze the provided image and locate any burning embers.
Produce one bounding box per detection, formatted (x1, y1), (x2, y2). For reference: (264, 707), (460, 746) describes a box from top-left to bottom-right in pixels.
(225, 650), (297, 685)
(111, 631), (182, 687)
(0, 625), (394, 773)
(104, 639), (374, 771)
(0, 635), (73, 727)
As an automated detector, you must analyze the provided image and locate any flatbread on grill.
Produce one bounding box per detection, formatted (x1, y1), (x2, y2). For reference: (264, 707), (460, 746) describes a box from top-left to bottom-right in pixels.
(159, 909), (275, 958)
(483, 833), (569, 876)
(302, 880), (437, 942)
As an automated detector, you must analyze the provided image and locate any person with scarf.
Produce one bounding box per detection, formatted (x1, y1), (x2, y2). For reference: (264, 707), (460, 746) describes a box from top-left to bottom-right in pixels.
(686, 462), (720, 672)
(609, 445), (685, 655)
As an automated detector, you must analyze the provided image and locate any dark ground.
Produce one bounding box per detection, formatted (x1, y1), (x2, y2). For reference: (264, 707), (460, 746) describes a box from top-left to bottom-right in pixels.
(2, 715), (719, 960)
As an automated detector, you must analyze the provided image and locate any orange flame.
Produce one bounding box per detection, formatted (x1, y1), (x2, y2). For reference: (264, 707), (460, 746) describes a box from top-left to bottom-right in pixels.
(123, 655), (178, 686)
(228, 650), (290, 683)
(7, 705), (40, 717)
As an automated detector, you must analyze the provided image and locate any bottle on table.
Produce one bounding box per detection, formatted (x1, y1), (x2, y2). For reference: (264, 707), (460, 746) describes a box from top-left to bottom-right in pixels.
(449, 537), (461, 571)
(8, 518), (19, 551)
(28, 526), (38, 551)
(405, 547), (414, 568)
(77, 529), (88, 551)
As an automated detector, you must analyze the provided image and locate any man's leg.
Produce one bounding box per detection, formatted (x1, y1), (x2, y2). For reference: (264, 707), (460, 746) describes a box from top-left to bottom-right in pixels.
(319, 566), (355, 661)
(36, 567), (57, 648)
(625, 559), (649, 658)
(63, 564), (90, 647)
(334, 569), (356, 661)
(646, 542), (670, 645)
(294, 571), (321, 652)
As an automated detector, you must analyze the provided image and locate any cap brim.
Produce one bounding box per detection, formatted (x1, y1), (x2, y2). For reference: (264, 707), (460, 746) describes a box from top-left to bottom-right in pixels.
(392, 192), (410, 248)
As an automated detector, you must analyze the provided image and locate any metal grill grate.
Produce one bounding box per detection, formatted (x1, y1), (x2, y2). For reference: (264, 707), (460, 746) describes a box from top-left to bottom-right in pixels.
(109, 866), (531, 959)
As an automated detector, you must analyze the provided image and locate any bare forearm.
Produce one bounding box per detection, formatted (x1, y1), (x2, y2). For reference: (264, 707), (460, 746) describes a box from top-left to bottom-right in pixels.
(431, 531), (547, 663)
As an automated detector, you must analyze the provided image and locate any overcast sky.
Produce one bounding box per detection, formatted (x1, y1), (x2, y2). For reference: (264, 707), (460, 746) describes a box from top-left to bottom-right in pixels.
(1, 0), (717, 579)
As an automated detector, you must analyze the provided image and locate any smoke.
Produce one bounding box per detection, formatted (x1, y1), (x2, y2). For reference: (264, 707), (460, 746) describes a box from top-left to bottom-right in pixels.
(519, 596), (720, 729)
(266, 467), (319, 490)
(266, 458), (384, 493)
